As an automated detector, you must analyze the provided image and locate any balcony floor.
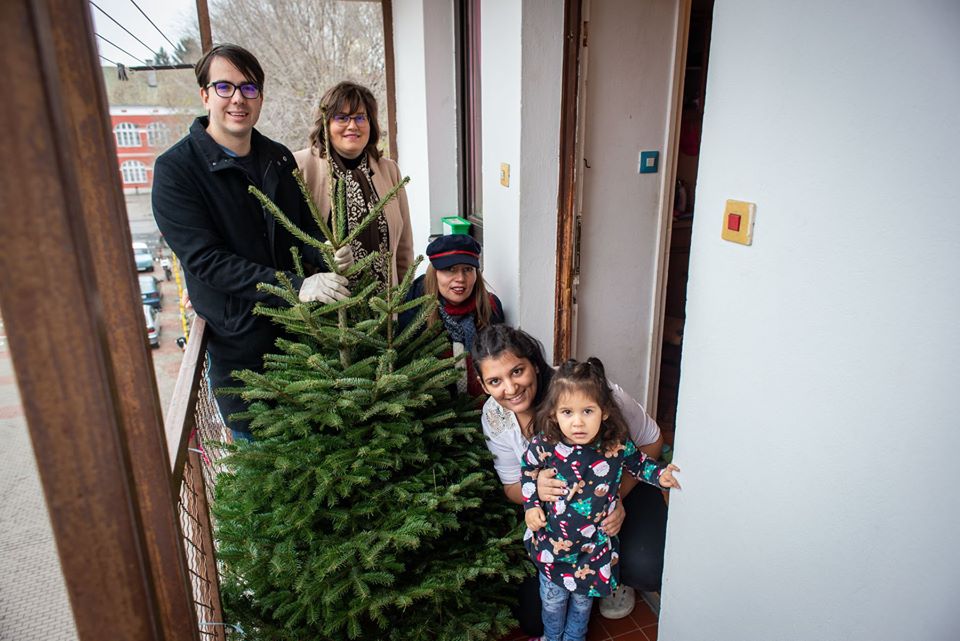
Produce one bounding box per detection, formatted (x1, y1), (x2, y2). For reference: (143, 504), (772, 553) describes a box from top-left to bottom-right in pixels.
(500, 597), (659, 641)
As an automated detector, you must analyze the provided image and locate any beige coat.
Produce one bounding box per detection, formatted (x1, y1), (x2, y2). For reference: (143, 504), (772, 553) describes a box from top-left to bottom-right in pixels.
(293, 148), (414, 286)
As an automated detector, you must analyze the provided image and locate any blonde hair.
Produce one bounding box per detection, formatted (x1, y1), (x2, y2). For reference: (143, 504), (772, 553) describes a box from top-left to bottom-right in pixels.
(424, 264), (494, 327)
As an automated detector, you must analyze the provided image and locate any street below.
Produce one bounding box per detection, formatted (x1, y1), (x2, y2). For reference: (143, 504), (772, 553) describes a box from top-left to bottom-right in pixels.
(0, 195), (187, 641)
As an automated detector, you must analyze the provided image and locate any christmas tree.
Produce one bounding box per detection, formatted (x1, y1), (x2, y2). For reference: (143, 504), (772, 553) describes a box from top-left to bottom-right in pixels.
(212, 126), (528, 640)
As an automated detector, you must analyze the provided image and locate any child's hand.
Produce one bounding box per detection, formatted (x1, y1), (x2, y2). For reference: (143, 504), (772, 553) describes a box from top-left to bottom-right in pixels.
(659, 463), (681, 489)
(525, 507), (547, 532)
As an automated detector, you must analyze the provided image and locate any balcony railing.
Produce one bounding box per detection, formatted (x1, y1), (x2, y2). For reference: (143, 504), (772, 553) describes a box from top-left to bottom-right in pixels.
(166, 317), (231, 640)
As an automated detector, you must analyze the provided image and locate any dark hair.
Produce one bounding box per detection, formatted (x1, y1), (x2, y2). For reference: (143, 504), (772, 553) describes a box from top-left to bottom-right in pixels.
(534, 358), (629, 454)
(195, 43), (265, 89)
(471, 325), (554, 409)
(308, 81), (381, 161)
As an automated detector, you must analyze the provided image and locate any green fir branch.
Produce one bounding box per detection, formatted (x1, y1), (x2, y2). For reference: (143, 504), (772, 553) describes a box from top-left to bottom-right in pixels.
(290, 245), (305, 278)
(292, 167), (337, 244)
(340, 177), (411, 248)
(249, 184), (327, 251)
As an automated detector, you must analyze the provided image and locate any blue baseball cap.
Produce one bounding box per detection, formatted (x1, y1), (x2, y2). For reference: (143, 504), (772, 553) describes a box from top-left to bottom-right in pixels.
(426, 234), (481, 270)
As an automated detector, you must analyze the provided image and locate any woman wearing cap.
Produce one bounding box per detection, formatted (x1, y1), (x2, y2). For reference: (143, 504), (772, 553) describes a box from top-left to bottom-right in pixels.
(294, 81), (413, 286)
(398, 234), (505, 397)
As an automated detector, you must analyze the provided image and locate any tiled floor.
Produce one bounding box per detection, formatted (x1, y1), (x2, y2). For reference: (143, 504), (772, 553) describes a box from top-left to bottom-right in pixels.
(499, 599), (659, 641)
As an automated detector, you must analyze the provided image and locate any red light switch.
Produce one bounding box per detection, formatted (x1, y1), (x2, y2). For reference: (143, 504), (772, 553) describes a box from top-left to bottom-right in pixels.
(722, 199), (756, 245)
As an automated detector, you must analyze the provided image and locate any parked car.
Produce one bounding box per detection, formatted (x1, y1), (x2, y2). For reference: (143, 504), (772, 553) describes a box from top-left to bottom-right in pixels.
(139, 275), (163, 309)
(133, 242), (153, 272)
(143, 304), (160, 348)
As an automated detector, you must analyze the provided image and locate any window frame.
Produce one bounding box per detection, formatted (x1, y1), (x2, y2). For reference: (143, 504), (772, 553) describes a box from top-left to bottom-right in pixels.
(455, 0), (483, 244)
(114, 121), (139, 148)
(145, 121), (169, 147)
(120, 160), (148, 184)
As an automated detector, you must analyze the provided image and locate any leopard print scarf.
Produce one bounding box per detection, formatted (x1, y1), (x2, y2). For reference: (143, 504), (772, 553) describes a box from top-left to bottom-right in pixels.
(329, 152), (390, 283)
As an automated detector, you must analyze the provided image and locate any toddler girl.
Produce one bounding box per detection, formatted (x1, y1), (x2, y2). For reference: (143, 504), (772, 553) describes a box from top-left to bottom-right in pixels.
(521, 358), (680, 641)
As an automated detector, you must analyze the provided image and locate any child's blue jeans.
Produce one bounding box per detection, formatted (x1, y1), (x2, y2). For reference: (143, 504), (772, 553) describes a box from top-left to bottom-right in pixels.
(539, 573), (594, 641)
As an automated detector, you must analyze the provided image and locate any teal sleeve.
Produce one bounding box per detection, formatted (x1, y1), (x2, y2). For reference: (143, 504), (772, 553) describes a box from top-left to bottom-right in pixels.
(623, 438), (667, 489)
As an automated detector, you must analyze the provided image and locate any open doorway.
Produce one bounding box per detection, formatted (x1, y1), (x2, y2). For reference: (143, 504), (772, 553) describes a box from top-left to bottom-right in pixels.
(655, 0), (714, 445)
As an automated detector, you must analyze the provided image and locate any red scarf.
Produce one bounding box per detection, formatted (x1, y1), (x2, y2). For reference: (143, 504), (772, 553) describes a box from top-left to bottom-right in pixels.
(442, 297), (477, 316)
(442, 294), (497, 317)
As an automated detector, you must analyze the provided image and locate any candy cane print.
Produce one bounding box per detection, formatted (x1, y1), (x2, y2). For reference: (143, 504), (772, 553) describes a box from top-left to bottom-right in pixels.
(566, 459), (585, 500)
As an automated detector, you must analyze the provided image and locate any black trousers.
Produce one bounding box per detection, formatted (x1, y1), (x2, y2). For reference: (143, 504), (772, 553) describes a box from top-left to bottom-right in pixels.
(208, 353), (253, 434)
(514, 482), (668, 635)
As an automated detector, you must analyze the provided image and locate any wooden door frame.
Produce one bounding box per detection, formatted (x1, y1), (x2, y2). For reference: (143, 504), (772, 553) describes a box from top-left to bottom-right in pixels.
(381, 0), (400, 163)
(0, 1), (198, 639)
(552, 0), (584, 364)
(553, 0), (693, 410)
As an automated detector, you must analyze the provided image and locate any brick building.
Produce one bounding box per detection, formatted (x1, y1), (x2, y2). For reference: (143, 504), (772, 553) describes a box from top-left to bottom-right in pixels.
(110, 106), (190, 194)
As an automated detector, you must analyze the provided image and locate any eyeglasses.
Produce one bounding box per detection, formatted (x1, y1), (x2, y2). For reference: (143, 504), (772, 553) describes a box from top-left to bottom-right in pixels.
(206, 81), (261, 100)
(330, 113), (369, 126)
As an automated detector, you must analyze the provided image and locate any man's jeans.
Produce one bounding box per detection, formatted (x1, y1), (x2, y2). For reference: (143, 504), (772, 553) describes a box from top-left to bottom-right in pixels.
(539, 573), (594, 641)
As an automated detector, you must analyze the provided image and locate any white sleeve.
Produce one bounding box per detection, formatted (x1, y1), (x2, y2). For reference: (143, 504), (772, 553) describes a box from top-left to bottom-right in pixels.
(481, 402), (523, 486)
(611, 382), (661, 446)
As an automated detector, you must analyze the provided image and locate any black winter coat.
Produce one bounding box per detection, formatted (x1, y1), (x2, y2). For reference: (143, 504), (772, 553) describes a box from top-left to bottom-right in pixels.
(152, 118), (325, 374)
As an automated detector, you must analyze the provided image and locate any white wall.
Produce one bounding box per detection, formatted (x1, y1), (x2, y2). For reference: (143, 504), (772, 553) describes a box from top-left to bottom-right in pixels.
(517, 0), (564, 348)
(478, 0), (522, 325)
(660, 2), (960, 640)
(392, 0), (460, 265)
(479, 0), (564, 348)
(574, 0), (679, 401)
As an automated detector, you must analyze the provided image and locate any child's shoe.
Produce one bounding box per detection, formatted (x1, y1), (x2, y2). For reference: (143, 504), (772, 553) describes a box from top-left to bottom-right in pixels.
(599, 585), (635, 619)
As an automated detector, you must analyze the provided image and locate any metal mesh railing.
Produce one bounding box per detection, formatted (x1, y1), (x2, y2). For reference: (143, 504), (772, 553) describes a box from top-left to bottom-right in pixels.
(169, 318), (234, 641)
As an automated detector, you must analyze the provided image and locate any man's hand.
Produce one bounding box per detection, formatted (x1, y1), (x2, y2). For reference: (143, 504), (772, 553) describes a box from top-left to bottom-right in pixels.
(299, 272), (350, 303)
(525, 507), (547, 532)
(535, 468), (568, 503)
(330, 243), (354, 273)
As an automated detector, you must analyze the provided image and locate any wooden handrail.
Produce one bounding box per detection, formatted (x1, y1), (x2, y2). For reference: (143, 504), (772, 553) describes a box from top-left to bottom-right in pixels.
(167, 316), (209, 491)
(164, 315), (228, 641)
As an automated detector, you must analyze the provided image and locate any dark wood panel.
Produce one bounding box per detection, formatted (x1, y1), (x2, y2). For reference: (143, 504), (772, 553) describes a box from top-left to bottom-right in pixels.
(0, 1), (198, 639)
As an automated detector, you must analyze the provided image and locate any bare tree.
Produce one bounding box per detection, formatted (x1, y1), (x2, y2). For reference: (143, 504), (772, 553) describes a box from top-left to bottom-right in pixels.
(208, 0), (387, 152)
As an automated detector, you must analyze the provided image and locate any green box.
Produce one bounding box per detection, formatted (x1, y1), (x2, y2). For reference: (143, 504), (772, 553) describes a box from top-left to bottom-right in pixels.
(441, 215), (471, 235)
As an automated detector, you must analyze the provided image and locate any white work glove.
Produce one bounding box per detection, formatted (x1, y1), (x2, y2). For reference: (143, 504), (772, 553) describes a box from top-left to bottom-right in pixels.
(329, 243), (354, 273)
(299, 272), (351, 303)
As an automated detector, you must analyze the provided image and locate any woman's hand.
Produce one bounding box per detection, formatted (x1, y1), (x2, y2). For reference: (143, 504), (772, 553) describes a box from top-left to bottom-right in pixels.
(659, 463), (681, 489)
(525, 507), (547, 532)
(600, 498), (626, 536)
(331, 243), (354, 273)
(535, 468), (568, 503)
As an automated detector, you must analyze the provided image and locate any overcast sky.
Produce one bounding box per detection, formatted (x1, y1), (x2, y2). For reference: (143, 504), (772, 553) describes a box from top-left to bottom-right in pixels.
(91, 0), (199, 67)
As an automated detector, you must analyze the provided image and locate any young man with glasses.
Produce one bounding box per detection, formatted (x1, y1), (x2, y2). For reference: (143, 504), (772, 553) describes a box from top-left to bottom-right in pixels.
(152, 43), (352, 439)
